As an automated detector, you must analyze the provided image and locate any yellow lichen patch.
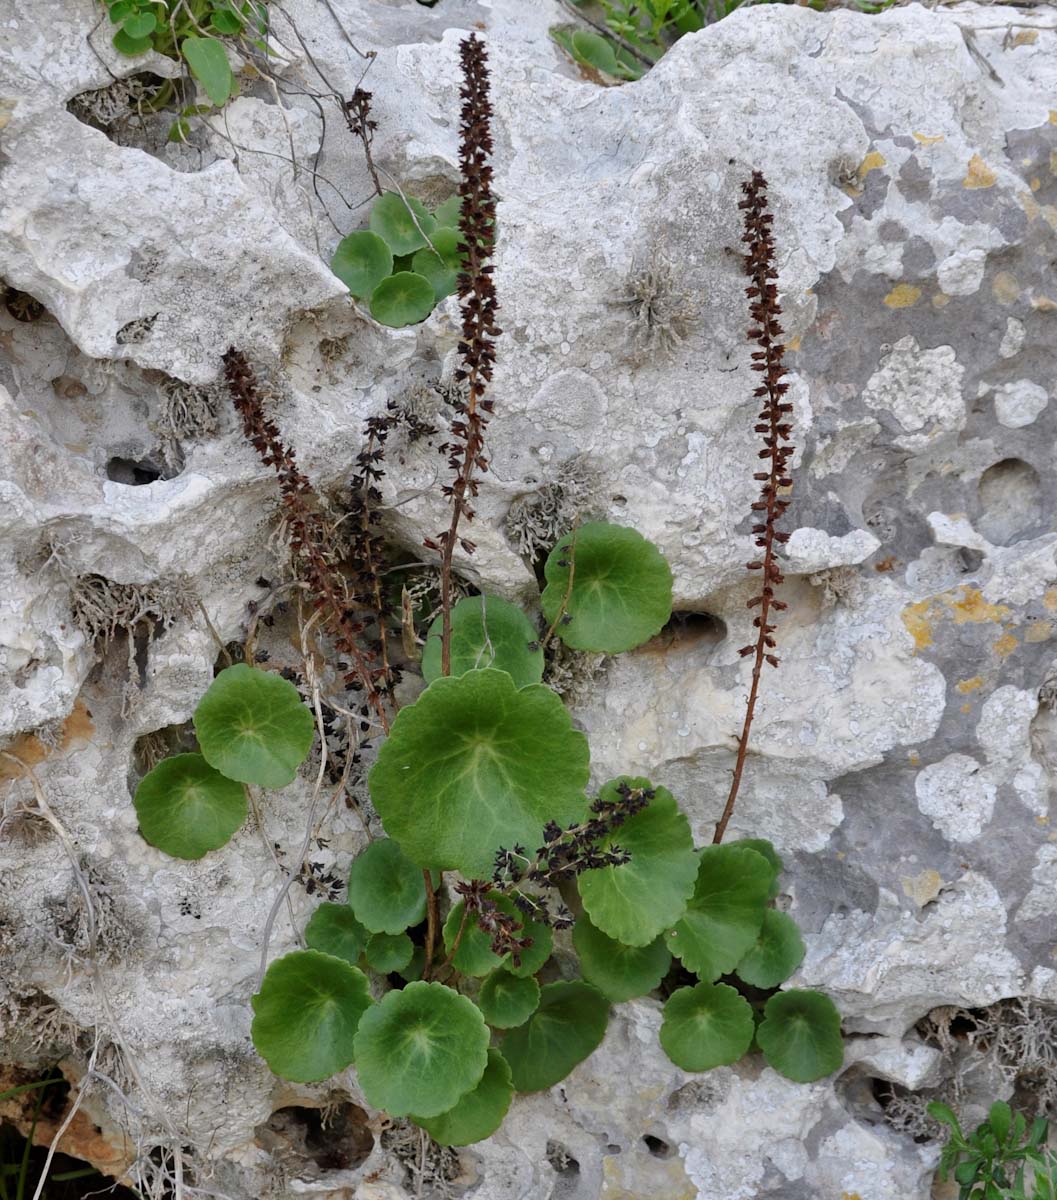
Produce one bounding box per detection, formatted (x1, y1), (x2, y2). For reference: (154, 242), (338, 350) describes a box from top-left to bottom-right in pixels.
(0, 701), (95, 781)
(903, 588), (1011, 654)
(784, 334), (802, 352)
(902, 599), (935, 650)
(1021, 191), (1042, 221)
(1051, 151), (1057, 176)
(932, 292), (951, 308)
(1032, 295), (1057, 311)
(992, 272), (1020, 304)
(913, 132), (944, 145)
(964, 154), (997, 189)
(951, 587), (1010, 626)
(841, 1193), (864, 1200)
(956, 676), (985, 694)
(1011, 28), (1038, 45)
(1044, 588), (1057, 611)
(908, 750), (921, 766)
(860, 150), (886, 178)
(884, 283), (922, 309)
(1050, 112), (1057, 125)
(994, 631), (1019, 657)
(961, 702), (971, 713)
(1026, 621), (1053, 643)
(901, 870), (943, 908)
(1031, 177), (1042, 192)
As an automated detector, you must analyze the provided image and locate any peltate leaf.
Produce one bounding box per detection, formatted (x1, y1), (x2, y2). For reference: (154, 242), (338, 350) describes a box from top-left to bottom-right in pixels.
(181, 37), (234, 107)
(431, 195), (462, 227)
(501, 981), (609, 1093)
(478, 970), (541, 1029)
(665, 845), (772, 980)
(541, 522), (673, 653)
(756, 990), (844, 1083)
(369, 271), (436, 328)
(577, 778), (697, 945)
(572, 916), (671, 1002)
(365, 931), (414, 973)
(331, 230), (393, 299)
(353, 982), (489, 1117)
(368, 192), (436, 256)
(659, 982), (755, 1071)
(368, 669), (589, 877)
(346, 838), (426, 934)
(411, 227), (464, 303)
(251, 950), (372, 1083)
(304, 903), (368, 964)
(734, 837), (783, 898)
(734, 909), (805, 989)
(442, 893), (551, 978)
(194, 663), (314, 788)
(134, 752), (246, 859)
(422, 594), (544, 689)
(412, 1049), (513, 1146)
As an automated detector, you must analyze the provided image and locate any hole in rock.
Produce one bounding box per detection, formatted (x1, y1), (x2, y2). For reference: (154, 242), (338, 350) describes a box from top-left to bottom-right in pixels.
(546, 1141), (580, 1175)
(255, 1103), (374, 1173)
(648, 610), (727, 653)
(0, 1073), (138, 1199)
(976, 458), (1043, 546)
(3, 283), (47, 323)
(105, 455), (169, 485)
(869, 1078), (942, 1144)
(642, 1134), (673, 1158)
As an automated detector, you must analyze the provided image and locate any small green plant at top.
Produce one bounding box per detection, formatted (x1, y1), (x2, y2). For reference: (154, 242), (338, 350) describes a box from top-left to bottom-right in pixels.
(99, 0), (267, 137)
(331, 191), (471, 328)
(930, 1101), (1057, 1200)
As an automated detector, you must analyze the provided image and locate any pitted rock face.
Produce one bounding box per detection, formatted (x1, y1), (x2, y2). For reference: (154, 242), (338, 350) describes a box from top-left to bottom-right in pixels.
(1, 2), (1056, 1198)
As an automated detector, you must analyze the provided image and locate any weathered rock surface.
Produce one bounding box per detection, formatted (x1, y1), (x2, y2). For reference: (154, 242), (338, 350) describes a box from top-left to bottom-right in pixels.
(2, 0), (1056, 1197)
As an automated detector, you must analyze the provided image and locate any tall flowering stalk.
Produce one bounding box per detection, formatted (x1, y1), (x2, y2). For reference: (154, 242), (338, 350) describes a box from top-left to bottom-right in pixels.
(223, 349), (391, 733)
(713, 171), (794, 845)
(424, 33), (501, 677)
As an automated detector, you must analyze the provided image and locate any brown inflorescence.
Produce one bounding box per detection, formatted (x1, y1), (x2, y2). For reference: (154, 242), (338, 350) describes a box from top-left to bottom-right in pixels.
(425, 33), (502, 676)
(712, 171), (794, 845)
(222, 349), (391, 731)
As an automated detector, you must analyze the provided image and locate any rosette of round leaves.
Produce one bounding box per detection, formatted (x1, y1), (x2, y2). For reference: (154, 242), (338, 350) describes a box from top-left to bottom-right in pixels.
(665, 845), (773, 980)
(734, 910), (805, 990)
(133, 753), (246, 860)
(412, 1049), (513, 1147)
(353, 982), (489, 1118)
(194, 663), (315, 789)
(541, 523), (673, 653)
(478, 970), (541, 1029)
(412, 226), (464, 303)
(756, 990), (843, 1082)
(369, 193), (436, 256)
(346, 839), (427, 934)
(442, 893), (552, 978)
(368, 669), (590, 877)
(501, 981), (609, 1093)
(659, 982), (755, 1072)
(572, 916), (671, 1003)
(577, 778), (697, 946)
(422, 595), (544, 689)
(251, 950), (372, 1083)
(304, 903), (368, 964)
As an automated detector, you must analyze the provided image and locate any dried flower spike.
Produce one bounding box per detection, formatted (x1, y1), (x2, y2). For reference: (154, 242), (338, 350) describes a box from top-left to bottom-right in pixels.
(431, 33), (502, 676)
(713, 171), (794, 845)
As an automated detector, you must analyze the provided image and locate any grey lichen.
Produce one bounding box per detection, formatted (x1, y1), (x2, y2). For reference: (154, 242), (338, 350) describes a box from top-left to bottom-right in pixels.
(69, 573), (193, 650)
(504, 454), (601, 564)
(617, 254), (699, 359)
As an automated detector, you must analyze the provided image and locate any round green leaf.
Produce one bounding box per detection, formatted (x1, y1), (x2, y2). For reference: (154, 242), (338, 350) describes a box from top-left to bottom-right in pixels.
(370, 272), (436, 328)
(112, 29), (153, 54)
(422, 594), (544, 688)
(368, 192), (436, 256)
(209, 9), (244, 34)
(571, 30), (619, 74)
(107, 1), (135, 22)
(304, 903), (368, 964)
(665, 845), (772, 980)
(251, 950), (372, 1083)
(121, 11), (156, 37)
(442, 893), (552, 978)
(572, 916), (671, 1003)
(365, 931), (414, 973)
(734, 910), (805, 990)
(756, 990), (844, 1083)
(194, 663), (315, 789)
(368, 669), (590, 877)
(659, 982), (755, 1071)
(181, 36), (234, 107)
(346, 839), (426, 934)
(479, 970), (541, 1029)
(577, 778), (697, 946)
(501, 981), (609, 1093)
(331, 230), (393, 299)
(735, 837), (783, 899)
(353, 982), (489, 1117)
(134, 752), (246, 860)
(413, 1049), (513, 1146)
(411, 227), (463, 302)
(431, 195), (462, 227)
(541, 522), (673, 654)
